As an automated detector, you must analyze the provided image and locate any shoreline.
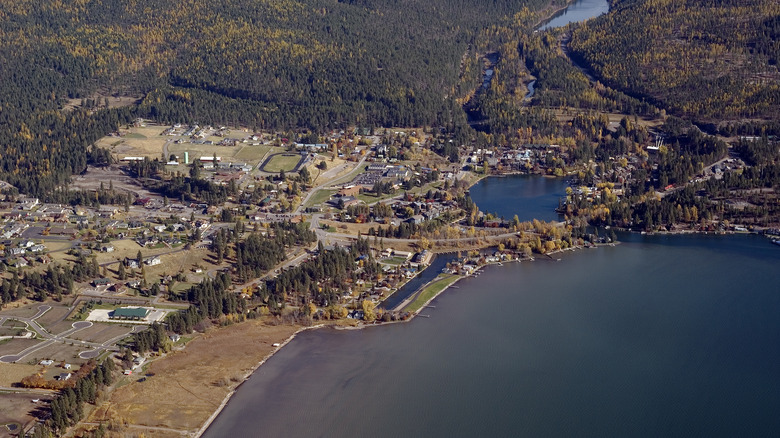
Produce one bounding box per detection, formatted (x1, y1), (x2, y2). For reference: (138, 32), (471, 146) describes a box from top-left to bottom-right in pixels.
(194, 323), (325, 438)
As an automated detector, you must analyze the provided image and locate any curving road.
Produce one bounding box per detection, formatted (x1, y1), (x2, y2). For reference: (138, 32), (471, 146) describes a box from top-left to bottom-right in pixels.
(0, 305), (144, 363)
(295, 154), (369, 214)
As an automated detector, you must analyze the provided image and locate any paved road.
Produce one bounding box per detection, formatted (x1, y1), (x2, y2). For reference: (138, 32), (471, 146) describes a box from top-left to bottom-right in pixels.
(295, 154), (368, 214)
(0, 386), (57, 396)
(0, 304), (145, 363)
(310, 214), (524, 246)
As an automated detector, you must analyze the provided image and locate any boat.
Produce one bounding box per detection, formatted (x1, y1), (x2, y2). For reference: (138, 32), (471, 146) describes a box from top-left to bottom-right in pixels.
(773, 240), (780, 247)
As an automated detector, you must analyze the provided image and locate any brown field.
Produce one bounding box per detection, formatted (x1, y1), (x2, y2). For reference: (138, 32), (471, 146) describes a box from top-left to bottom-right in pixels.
(0, 327), (25, 337)
(0, 305), (40, 319)
(552, 109), (664, 129)
(62, 95), (141, 112)
(69, 165), (156, 198)
(33, 306), (71, 329)
(29, 343), (89, 366)
(37, 241), (73, 255)
(68, 323), (135, 344)
(0, 363), (42, 386)
(0, 392), (53, 438)
(0, 339), (39, 357)
(45, 320), (77, 336)
(85, 319), (303, 435)
(168, 143), (276, 165)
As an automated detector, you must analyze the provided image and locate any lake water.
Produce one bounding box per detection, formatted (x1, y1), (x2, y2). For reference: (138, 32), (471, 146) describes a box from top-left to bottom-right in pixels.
(468, 174), (568, 222)
(538, 0), (610, 30)
(203, 176), (780, 438)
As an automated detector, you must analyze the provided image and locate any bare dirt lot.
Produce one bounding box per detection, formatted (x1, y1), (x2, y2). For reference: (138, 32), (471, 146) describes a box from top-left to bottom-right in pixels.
(85, 319), (303, 435)
(30, 343), (89, 366)
(33, 306), (71, 330)
(67, 323), (136, 345)
(0, 306), (40, 319)
(69, 165), (155, 199)
(45, 320), (78, 336)
(0, 339), (39, 357)
(0, 391), (53, 438)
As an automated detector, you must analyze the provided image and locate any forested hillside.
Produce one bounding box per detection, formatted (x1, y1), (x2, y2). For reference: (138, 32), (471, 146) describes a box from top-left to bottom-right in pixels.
(0, 0), (559, 197)
(569, 0), (780, 127)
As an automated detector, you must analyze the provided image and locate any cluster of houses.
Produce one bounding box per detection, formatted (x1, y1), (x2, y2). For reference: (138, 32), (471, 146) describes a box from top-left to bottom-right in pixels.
(2, 239), (48, 268)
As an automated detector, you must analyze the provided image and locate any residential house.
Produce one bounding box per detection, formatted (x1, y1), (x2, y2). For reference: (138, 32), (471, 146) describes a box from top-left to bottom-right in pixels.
(144, 256), (161, 266)
(28, 244), (45, 253)
(92, 278), (112, 287)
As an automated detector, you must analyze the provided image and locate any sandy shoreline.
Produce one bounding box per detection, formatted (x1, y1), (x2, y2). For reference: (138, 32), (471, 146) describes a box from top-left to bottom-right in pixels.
(194, 323), (325, 437)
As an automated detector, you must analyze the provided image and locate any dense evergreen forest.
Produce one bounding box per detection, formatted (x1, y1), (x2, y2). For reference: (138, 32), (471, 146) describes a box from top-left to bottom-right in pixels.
(0, 0), (563, 198)
(569, 0), (780, 129)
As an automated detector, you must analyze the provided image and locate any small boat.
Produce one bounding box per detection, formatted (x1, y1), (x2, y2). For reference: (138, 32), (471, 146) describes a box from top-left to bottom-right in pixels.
(773, 240), (780, 247)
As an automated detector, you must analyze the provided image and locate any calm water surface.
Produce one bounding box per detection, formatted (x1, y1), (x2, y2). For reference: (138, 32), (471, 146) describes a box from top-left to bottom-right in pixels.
(204, 176), (780, 438)
(538, 0), (610, 30)
(468, 174), (568, 222)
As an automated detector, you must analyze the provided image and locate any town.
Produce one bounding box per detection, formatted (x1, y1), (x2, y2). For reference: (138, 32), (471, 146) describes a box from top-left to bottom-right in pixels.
(0, 116), (776, 437)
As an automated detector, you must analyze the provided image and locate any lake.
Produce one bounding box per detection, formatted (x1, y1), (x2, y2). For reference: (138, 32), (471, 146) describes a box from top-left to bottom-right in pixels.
(538, 0), (610, 31)
(468, 174), (568, 222)
(203, 176), (780, 438)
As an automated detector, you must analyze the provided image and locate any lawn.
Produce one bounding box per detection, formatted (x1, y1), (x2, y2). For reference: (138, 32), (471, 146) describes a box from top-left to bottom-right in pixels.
(403, 274), (460, 314)
(357, 191), (398, 204)
(380, 256), (408, 266)
(234, 145), (273, 162)
(304, 189), (336, 207)
(263, 153), (303, 173)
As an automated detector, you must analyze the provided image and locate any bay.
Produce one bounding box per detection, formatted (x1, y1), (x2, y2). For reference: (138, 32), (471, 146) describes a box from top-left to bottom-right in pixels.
(204, 175), (780, 438)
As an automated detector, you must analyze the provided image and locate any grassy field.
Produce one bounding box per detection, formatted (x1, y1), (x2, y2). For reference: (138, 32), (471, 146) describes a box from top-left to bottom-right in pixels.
(1, 320), (26, 328)
(234, 145), (273, 162)
(94, 126), (168, 158)
(263, 154), (303, 173)
(356, 191), (398, 204)
(304, 189), (336, 207)
(380, 256), (408, 266)
(403, 274), (460, 314)
(93, 124), (278, 165)
(0, 305), (41, 319)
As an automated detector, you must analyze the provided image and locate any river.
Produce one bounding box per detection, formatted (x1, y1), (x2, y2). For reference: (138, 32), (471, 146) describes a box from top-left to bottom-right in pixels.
(203, 176), (780, 438)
